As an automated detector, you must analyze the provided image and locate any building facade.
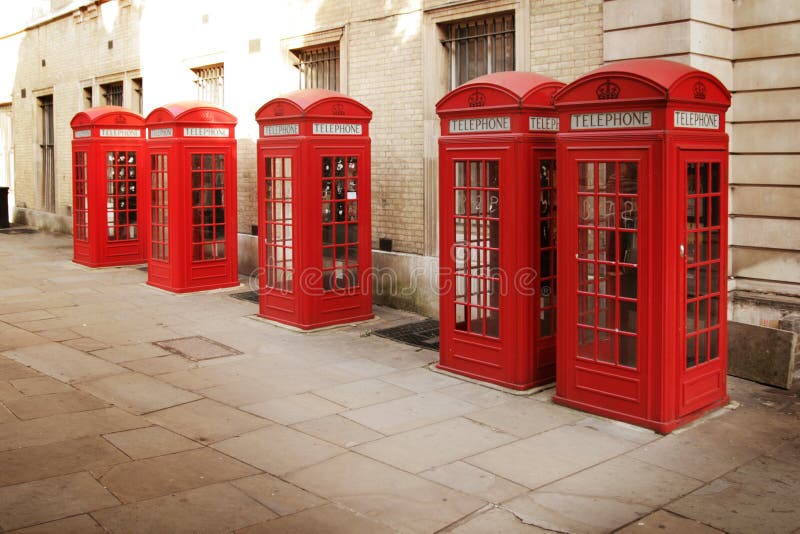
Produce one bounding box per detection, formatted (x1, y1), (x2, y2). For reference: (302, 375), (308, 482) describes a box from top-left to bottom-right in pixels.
(1, 0), (798, 329)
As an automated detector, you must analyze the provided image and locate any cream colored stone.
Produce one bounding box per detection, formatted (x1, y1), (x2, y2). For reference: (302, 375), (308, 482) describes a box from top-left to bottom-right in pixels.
(731, 154), (800, 185)
(734, 0), (800, 26)
(735, 22), (800, 59)
(730, 218), (800, 249)
(731, 185), (800, 218)
(732, 89), (800, 122)
(732, 248), (800, 284)
(734, 56), (800, 90)
(732, 122), (800, 153)
(604, 23), (690, 61)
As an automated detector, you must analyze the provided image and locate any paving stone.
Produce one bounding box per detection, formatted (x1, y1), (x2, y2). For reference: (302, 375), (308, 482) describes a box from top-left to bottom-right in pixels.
(121, 354), (196, 375)
(627, 423), (764, 482)
(0, 359), (40, 381)
(92, 482), (276, 533)
(156, 336), (240, 361)
(212, 425), (345, 476)
(286, 452), (485, 533)
(98, 447), (260, 503)
(420, 461), (528, 504)
(3, 390), (110, 420)
(10, 376), (74, 396)
(502, 456), (705, 533)
(291, 414), (384, 448)
(0, 380), (24, 402)
(466, 425), (641, 489)
(766, 435), (800, 465)
(199, 378), (298, 407)
(91, 343), (171, 363)
(615, 509), (725, 533)
(465, 397), (583, 438)
(77, 372), (201, 415)
(355, 417), (517, 473)
(230, 473), (328, 516)
(0, 310), (56, 324)
(9, 514), (107, 533)
(0, 403), (17, 423)
(236, 503), (396, 534)
(0, 472), (120, 531)
(380, 367), (463, 392)
(146, 398), (271, 443)
(242, 393), (344, 425)
(438, 382), (515, 408)
(0, 407), (148, 452)
(574, 416), (660, 445)
(450, 507), (549, 533)
(321, 358), (399, 378)
(0, 436), (130, 487)
(3, 343), (127, 383)
(37, 328), (82, 342)
(102, 426), (202, 459)
(666, 456), (800, 534)
(342, 391), (479, 435)
(0, 324), (50, 352)
(313, 377), (414, 409)
(61, 337), (111, 352)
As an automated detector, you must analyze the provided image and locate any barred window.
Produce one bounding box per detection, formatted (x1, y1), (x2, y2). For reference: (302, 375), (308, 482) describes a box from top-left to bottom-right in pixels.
(193, 64), (224, 106)
(101, 81), (123, 106)
(293, 43), (340, 91)
(442, 13), (515, 89)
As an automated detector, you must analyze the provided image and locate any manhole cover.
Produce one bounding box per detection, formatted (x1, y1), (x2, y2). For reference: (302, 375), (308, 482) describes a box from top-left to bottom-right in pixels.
(230, 291), (259, 304)
(373, 319), (440, 351)
(155, 336), (241, 361)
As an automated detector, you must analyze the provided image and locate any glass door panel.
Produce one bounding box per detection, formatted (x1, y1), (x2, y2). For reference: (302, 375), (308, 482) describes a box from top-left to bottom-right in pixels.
(264, 157), (294, 291)
(322, 155), (359, 291)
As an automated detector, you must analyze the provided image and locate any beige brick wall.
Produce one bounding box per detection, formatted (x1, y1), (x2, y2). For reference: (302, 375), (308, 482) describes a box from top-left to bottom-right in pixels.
(530, 0), (604, 81)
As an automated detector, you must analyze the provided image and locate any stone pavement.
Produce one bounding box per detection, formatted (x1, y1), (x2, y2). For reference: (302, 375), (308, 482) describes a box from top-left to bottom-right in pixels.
(0, 230), (798, 534)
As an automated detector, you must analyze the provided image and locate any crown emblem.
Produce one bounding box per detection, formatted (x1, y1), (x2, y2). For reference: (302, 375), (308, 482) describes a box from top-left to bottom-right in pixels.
(274, 103), (285, 117)
(114, 114), (127, 124)
(693, 81), (707, 99)
(332, 103), (345, 115)
(468, 90), (486, 107)
(596, 79), (620, 100)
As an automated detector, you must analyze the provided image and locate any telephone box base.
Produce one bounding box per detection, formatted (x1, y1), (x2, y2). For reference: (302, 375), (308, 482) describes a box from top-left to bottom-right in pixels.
(73, 258), (146, 269)
(552, 393), (730, 434)
(146, 279), (240, 294)
(436, 363), (552, 392)
(257, 312), (375, 332)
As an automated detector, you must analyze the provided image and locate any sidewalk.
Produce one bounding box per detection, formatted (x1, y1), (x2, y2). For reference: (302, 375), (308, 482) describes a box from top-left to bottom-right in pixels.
(0, 230), (798, 534)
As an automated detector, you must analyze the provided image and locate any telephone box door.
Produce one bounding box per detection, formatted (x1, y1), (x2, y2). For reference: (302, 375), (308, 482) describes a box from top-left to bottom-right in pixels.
(535, 149), (557, 378)
(440, 147), (509, 374)
(259, 149), (298, 324)
(559, 148), (648, 418)
(679, 150), (727, 416)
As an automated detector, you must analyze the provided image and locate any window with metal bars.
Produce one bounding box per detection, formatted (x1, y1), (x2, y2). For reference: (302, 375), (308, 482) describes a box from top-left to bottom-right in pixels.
(193, 64), (224, 106)
(101, 82), (123, 106)
(442, 13), (515, 89)
(293, 44), (340, 91)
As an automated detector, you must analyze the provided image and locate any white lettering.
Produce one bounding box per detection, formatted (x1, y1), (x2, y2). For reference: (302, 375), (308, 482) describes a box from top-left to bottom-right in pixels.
(149, 128), (174, 138)
(673, 110), (720, 130)
(74, 129), (91, 138)
(448, 116), (511, 134)
(312, 123), (363, 135)
(99, 128), (141, 138)
(570, 111), (653, 130)
(263, 123), (300, 136)
(529, 116), (560, 132)
(183, 127), (230, 137)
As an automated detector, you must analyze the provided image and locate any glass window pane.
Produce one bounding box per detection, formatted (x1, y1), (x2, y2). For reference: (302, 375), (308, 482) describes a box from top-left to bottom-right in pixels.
(598, 162), (615, 193)
(578, 162), (594, 192)
(619, 335), (637, 368)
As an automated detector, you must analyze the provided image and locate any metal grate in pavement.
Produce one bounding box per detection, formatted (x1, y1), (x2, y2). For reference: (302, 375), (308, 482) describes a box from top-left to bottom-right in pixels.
(373, 318), (440, 351)
(0, 227), (36, 234)
(230, 290), (259, 304)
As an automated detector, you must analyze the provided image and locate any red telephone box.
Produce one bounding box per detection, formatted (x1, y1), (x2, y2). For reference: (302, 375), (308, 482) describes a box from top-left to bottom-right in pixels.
(70, 106), (146, 267)
(553, 59), (731, 432)
(254, 90), (373, 329)
(436, 72), (565, 390)
(144, 102), (239, 293)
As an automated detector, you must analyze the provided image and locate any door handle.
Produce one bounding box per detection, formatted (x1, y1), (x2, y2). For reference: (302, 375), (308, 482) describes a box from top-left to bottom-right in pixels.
(680, 244), (685, 258)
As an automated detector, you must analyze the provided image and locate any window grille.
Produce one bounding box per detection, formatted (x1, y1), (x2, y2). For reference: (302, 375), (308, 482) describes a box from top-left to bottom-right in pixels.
(193, 64), (224, 106)
(442, 13), (515, 89)
(294, 44), (340, 91)
(101, 82), (123, 106)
